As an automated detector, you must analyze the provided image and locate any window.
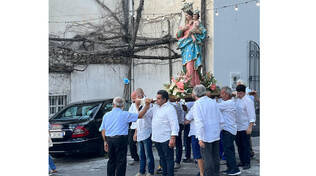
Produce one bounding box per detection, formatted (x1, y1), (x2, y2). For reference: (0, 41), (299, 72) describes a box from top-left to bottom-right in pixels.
(230, 72), (241, 91)
(51, 103), (101, 121)
(49, 95), (67, 116)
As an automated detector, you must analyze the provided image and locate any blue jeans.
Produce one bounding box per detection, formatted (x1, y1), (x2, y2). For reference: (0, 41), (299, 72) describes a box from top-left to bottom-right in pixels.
(49, 154), (56, 171)
(155, 140), (174, 176)
(175, 124), (184, 164)
(138, 136), (155, 174)
(191, 136), (202, 159)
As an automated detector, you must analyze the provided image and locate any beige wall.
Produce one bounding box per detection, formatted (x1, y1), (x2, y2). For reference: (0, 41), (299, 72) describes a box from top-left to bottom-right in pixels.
(49, 0), (215, 99)
(131, 0), (214, 97)
(135, 0), (214, 73)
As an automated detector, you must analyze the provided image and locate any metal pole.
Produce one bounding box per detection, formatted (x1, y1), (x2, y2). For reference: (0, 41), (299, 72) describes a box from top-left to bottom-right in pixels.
(167, 19), (172, 83)
(201, 0), (207, 74)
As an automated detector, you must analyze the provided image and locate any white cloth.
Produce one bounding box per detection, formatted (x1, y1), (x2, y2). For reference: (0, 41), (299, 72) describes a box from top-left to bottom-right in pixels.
(185, 105), (196, 137)
(147, 102), (179, 143)
(217, 99), (238, 135)
(136, 104), (153, 142)
(235, 95), (256, 131)
(194, 96), (223, 143)
(183, 101), (194, 117)
(186, 101), (194, 111)
(128, 103), (138, 129)
(171, 102), (185, 124)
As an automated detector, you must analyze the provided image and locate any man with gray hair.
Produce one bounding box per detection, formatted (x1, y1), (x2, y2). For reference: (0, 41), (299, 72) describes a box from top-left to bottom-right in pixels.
(193, 85), (223, 176)
(218, 87), (241, 175)
(99, 96), (151, 176)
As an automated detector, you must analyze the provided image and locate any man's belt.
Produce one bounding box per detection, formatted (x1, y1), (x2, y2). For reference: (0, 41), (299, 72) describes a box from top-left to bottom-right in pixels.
(107, 135), (127, 139)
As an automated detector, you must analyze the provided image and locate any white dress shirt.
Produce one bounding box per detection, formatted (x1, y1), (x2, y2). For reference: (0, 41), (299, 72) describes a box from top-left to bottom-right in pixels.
(184, 101), (196, 137)
(128, 103), (138, 129)
(235, 95), (256, 131)
(185, 104), (196, 137)
(186, 102), (194, 111)
(217, 99), (238, 135)
(171, 102), (185, 125)
(147, 102), (179, 143)
(194, 96), (223, 143)
(136, 104), (153, 142)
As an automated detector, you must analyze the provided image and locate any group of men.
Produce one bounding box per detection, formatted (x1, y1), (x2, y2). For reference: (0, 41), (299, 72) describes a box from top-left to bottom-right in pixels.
(99, 83), (256, 176)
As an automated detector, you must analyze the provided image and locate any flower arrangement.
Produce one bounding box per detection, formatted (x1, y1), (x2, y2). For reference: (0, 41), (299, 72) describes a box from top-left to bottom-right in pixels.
(200, 72), (218, 91)
(163, 72), (192, 100)
(164, 72), (220, 100)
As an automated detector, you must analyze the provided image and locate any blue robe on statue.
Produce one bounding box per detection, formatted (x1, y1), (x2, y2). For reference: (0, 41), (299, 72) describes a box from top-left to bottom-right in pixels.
(177, 24), (207, 72)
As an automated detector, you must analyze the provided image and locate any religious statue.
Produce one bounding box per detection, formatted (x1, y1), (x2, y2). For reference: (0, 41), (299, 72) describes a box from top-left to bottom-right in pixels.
(176, 2), (207, 87)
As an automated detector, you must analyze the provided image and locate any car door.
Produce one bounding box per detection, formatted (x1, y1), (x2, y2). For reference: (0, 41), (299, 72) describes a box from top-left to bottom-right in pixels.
(95, 100), (113, 126)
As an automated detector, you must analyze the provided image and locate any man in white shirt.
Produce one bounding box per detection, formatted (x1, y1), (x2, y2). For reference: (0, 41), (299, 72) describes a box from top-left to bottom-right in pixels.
(182, 101), (193, 163)
(193, 85), (222, 176)
(171, 101), (185, 169)
(146, 90), (179, 176)
(236, 80), (257, 158)
(128, 91), (140, 165)
(131, 89), (155, 176)
(218, 87), (241, 175)
(235, 85), (256, 170)
(184, 101), (204, 176)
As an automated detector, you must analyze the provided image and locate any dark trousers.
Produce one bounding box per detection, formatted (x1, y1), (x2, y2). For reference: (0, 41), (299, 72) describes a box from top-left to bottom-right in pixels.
(219, 133), (225, 160)
(155, 140), (174, 176)
(138, 137), (155, 174)
(235, 130), (251, 165)
(221, 130), (239, 172)
(175, 124), (184, 164)
(128, 129), (139, 161)
(107, 135), (128, 176)
(183, 124), (192, 159)
(200, 140), (220, 176)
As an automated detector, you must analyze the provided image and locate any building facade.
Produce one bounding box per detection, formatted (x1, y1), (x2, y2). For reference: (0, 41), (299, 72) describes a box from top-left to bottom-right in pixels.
(49, 0), (259, 116)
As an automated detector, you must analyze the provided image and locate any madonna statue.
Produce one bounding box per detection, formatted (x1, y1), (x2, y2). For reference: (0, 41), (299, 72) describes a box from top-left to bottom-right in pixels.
(177, 3), (207, 87)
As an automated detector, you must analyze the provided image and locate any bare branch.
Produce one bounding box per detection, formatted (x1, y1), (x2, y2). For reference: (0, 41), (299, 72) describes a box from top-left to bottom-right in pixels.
(130, 0), (144, 51)
(94, 0), (125, 30)
(131, 54), (181, 60)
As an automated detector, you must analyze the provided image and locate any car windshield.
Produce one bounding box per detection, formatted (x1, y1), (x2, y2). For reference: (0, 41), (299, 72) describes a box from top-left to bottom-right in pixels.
(53, 103), (101, 121)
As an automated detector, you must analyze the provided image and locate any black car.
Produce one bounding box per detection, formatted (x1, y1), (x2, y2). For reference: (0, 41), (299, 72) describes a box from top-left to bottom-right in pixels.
(49, 98), (117, 157)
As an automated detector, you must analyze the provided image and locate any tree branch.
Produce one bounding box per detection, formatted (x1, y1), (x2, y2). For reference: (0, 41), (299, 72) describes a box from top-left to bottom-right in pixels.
(131, 54), (181, 60)
(94, 0), (125, 31)
(130, 0), (144, 51)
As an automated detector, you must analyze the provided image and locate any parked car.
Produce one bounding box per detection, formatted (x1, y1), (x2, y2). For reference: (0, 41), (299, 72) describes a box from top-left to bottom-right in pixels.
(49, 98), (122, 157)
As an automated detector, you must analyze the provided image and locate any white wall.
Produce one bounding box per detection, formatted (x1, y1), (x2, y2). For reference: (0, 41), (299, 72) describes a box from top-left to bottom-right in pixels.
(70, 64), (129, 102)
(213, 0), (260, 88)
(49, 73), (71, 97)
(49, 0), (116, 38)
(49, 0), (218, 100)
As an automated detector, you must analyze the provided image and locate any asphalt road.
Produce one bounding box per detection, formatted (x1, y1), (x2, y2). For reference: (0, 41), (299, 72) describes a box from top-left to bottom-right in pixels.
(51, 137), (259, 176)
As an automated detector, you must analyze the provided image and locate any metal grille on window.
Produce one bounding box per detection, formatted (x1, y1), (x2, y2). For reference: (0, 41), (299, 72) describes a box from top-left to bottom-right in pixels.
(49, 95), (67, 115)
(248, 40), (260, 111)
